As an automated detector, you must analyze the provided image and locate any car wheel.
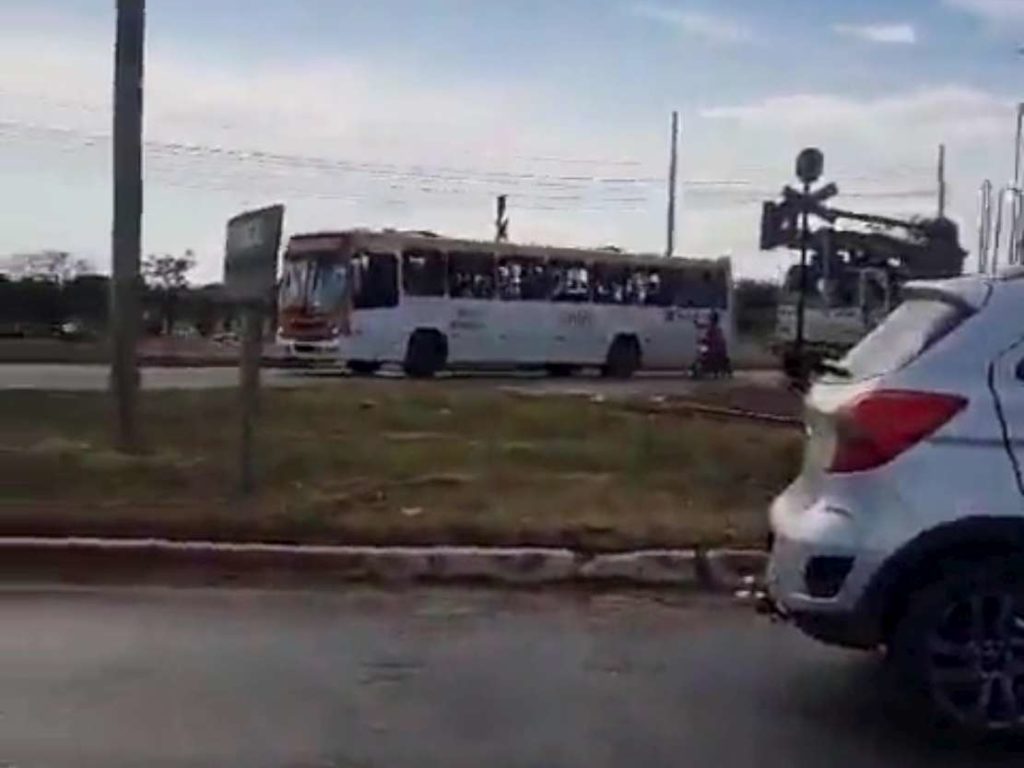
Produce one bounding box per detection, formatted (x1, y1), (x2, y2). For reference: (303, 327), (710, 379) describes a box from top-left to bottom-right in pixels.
(602, 336), (641, 379)
(890, 557), (1024, 735)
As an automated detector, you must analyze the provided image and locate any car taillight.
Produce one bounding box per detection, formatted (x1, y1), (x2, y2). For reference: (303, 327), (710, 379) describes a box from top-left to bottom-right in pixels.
(828, 390), (967, 474)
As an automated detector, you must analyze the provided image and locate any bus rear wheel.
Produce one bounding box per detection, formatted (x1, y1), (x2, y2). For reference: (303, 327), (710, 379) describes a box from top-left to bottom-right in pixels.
(602, 336), (641, 379)
(545, 364), (578, 378)
(347, 361), (381, 376)
(403, 330), (447, 378)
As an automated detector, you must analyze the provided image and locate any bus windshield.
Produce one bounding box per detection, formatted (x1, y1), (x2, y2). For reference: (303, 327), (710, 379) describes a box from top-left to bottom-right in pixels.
(279, 257), (348, 313)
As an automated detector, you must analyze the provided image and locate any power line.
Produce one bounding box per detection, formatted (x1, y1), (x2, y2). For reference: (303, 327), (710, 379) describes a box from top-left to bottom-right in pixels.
(0, 117), (936, 194)
(0, 118), (939, 216)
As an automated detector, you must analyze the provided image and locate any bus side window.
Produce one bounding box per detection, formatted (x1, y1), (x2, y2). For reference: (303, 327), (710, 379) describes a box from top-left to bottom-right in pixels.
(673, 269), (700, 308)
(710, 270), (729, 309)
(403, 249), (447, 297)
(498, 257), (548, 301)
(661, 268), (687, 308)
(449, 252), (496, 300)
(698, 269), (728, 309)
(549, 261), (590, 303)
(624, 270), (651, 305)
(644, 270), (672, 307)
(353, 252), (398, 309)
(593, 265), (627, 304)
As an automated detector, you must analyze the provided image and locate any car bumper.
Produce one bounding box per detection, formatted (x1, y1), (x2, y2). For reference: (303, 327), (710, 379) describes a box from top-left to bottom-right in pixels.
(767, 478), (889, 649)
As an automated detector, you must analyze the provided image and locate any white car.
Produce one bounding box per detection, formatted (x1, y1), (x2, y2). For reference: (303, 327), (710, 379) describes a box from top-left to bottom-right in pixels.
(769, 271), (1024, 733)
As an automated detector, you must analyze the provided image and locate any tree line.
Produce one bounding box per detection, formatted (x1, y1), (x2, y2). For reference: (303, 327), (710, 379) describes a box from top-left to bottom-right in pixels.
(0, 250), (238, 339)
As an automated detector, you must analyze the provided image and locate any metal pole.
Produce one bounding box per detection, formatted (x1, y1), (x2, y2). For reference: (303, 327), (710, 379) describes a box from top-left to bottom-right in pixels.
(110, 0), (145, 453)
(1013, 104), (1024, 263)
(795, 181), (810, 355)
(979, 180), (993, 274)
(937, 144), (947, 219)
(1014, 103), (1024, 188)
(666, 110), (679, 257)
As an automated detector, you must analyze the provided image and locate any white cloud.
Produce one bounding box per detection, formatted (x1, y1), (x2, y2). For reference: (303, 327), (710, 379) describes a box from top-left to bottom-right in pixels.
(628, 3), (752, 44)
(944, 0), (1024, 24)
(832, 22), (917, 44)
(700, 86), (1010, 143)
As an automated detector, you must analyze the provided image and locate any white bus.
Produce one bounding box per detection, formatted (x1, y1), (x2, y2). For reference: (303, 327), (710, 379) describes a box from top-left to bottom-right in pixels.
(277, 229), (732, 378)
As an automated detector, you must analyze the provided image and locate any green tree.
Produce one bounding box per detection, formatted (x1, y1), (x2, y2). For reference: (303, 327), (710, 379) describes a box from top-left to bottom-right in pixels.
(142, 250), (196, 335)
(5, 251), (92, 284)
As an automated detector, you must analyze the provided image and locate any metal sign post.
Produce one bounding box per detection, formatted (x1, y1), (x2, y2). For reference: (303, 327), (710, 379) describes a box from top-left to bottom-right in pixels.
(223, 205), (284, 496)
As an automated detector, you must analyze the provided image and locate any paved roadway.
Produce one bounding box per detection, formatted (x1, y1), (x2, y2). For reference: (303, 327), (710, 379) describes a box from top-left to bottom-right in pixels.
(1, 586), (1019, 768)
(0, 363), (780, 397)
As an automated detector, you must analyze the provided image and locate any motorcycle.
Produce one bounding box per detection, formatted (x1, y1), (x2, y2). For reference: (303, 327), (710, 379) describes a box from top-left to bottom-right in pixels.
(690, 339), (733, 379)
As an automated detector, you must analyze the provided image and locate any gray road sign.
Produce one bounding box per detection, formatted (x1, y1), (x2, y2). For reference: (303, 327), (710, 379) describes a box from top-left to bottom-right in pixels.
(224, 205), (284, 303)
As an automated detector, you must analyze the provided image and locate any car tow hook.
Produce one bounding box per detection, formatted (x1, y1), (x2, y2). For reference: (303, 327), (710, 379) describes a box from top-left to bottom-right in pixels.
(734, 575), (790, 622)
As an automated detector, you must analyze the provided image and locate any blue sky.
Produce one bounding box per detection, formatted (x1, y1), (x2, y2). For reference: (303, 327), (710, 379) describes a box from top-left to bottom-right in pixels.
(0, 0), (1022, 280)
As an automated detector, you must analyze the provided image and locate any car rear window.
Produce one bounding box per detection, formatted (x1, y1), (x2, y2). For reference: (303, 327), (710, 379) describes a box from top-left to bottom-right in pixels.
(834, 297), (968, 381)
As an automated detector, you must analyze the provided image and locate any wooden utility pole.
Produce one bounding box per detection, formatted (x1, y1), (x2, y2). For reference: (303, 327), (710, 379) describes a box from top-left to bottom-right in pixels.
(110, 0), (146, 452)
(937, 144), (947, 218)
(666, 110), (679, 257)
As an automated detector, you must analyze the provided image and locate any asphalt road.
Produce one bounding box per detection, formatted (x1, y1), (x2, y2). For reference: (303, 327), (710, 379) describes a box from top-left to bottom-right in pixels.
(1, 586), (1019, 768)
(0, 363), (780, 397)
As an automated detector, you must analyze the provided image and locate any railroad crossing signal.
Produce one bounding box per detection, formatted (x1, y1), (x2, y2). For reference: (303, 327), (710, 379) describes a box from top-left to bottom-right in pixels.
(759, 181), (839, 250)
(759, 148), (840, 378)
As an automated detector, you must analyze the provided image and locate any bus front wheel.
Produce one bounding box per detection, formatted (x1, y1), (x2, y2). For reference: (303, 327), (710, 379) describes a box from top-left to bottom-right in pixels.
(403, 330), (447, 378)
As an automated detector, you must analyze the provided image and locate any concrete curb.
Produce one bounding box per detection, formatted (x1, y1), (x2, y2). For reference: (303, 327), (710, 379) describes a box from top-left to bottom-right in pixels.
(0, 537), (767, 590)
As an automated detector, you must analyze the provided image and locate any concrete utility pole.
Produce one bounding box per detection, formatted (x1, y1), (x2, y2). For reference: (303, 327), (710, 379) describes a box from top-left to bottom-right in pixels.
(666, 110), (679, 257)
(110, 0), (145, 452)
(495, 195), (509, 242)
(937, 144), (947, 219)
(1013, 104), (1024, 265)
(1015, 103), (1024, 188)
